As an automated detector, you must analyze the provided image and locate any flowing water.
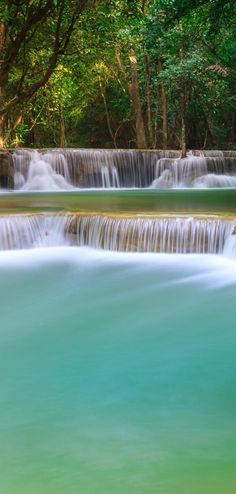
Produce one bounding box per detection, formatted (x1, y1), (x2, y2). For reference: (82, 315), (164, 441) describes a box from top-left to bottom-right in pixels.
(0, 214), (235, 255)
(13, 151), (73, 191)
(1, 147), (236, 493)
(8, 149), (236, 190)
(0, 189), (236, 214)
(154, 155), (236, 189)
(0, 249), (236, 494)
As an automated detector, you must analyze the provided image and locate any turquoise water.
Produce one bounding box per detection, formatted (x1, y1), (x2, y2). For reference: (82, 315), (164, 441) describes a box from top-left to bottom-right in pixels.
(0, 188), (236, 213)
(0, 249), (236, 494)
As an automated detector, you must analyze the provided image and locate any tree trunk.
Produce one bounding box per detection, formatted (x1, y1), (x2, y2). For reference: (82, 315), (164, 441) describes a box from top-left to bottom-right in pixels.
(0, 22), (7, 148)
(158, 60), (168, 149)
(0, 116), (4, 148)
(59, 101), (66, 148)
(180, 108), (187, 157)
(33, 125), (41, 148)
(179, 21), (187, 158)
(99, 77), (116, 147)
(145, 55), (154, 148)
(161, 85), (168, 149)
(0, 87), (5, 148)
(232, 111), (236, 144)
(128, 49), (147, 149)
(3, 113), (22, 147)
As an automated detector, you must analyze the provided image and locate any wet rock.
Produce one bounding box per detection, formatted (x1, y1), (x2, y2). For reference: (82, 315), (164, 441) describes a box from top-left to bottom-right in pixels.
(0, 151), (14, 189)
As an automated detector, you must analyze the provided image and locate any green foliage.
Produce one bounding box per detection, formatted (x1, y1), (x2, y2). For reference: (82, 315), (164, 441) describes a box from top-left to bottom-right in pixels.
(1, 0), (235, 148)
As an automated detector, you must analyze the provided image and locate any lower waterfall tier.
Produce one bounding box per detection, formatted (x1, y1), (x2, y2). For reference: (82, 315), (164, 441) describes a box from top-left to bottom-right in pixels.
(0, 214), (235, 256)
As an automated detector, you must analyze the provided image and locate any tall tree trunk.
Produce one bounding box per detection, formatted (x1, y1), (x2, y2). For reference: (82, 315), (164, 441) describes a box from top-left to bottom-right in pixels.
(3, 113), (22, 147)
(180, 106), (187, 157)
(99, 77), (116, 147)
(128, 49), (147, 149)
(179, 21), (187, 158)
(158, 60), (168, 149)
(0, 22), (7, 148)
(33, 125), (41, 148)
(0, 85), (7, 148)
(0, 102), (4, 148)
(115, 47), (147, 148)
(59, 101), (66, 148)
(232, 111), (236, 144)
(145, 55), (154, 148)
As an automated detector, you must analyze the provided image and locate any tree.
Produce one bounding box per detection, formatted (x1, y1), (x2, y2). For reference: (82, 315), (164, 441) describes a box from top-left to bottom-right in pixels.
(0, 0), (88, 147)
(1, 0), (235, 149)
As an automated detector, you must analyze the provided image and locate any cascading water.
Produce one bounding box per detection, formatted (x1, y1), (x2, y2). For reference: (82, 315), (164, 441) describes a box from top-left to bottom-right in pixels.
(69, 216), (236, 254)
(13, 150), (73, 191)
(193, 174), (236, 188)
(1, 145), (236, 494)
(10, 148), (236, 190)
(0, 214), (69, 249)
(57, 149), (176, 187)
(153, 155), (236, 188)
(0, 213), (235, 256)
(154, 157), (208, 186)
(12, 148), (161, 188)
(223, 227), (236, 259)
(101, 165), (120, 188)
(43, 152), (72, 184)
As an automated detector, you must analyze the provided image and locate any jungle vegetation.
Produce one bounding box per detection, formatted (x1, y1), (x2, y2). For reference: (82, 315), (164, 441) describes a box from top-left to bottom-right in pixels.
(0, 0), (235, 152)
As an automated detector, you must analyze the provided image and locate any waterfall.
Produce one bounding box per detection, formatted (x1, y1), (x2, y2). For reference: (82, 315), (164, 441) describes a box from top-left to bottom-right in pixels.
(223, 233), (236, 259)
(43, 152), (71, 183)
(58, 149), (156, 187)
(10, 148), (236, 190)
(11, 149), (181, 189)
(152, 156), (236, 188)
(0, 214), (235, 256)
(0, 214), (69, 249)
(101, 165), (120, 188)
(154, 157), (208, 187)
(69, 216), (234, 254)
(193, 174), (236, 188)
(13, 150), (73, 191)
(192, 150), (236, 158)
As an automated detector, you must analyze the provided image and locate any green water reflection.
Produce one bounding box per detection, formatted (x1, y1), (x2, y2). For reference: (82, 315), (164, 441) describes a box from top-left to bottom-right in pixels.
(0, 188), (235, 214)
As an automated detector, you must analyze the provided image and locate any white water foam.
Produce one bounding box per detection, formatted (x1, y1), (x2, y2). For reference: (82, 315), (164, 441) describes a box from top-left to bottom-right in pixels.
(14, 151), (74, 191)
(152, 155), (236, 188)
(0, 247), (236, 288)
(193, 174), (236, 188)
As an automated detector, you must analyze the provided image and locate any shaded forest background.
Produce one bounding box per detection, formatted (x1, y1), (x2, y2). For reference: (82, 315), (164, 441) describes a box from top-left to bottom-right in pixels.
(0, 0), (235, 151)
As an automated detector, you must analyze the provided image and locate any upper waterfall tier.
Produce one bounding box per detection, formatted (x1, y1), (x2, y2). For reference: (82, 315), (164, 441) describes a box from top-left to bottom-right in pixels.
(0, 213), (235, 257)
(6, 149), (236, 190)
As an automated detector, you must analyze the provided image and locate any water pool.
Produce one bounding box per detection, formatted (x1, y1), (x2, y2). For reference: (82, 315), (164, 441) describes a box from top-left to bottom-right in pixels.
(0, 249), (236, 494)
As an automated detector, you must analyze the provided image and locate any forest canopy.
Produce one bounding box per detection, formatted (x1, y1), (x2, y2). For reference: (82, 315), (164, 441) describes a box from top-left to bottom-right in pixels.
(0, 0), (235, 150)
